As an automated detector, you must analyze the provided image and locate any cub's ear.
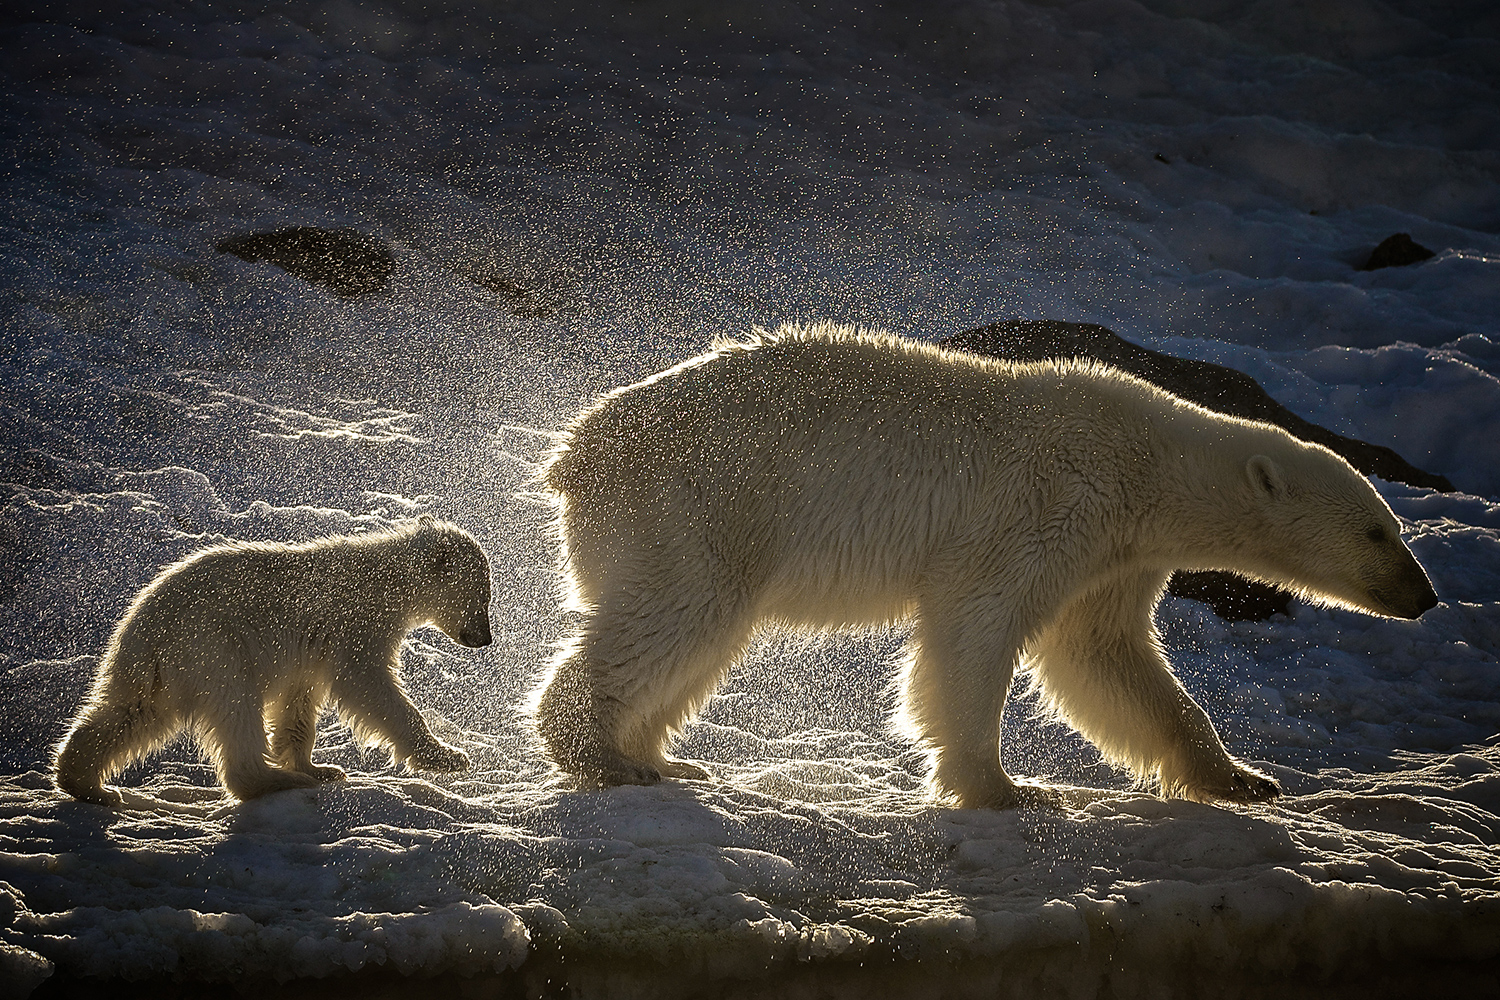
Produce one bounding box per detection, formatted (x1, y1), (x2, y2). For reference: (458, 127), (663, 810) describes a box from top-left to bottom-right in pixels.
(1246, 455), (1286, 500)
(418, 513), (437, 526)
(411, 531), (453, 571)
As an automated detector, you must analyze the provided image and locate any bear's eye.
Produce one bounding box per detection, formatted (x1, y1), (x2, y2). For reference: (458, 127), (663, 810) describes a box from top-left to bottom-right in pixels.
(433, 549), (452, 571)
(1364, 526), (1387, 544)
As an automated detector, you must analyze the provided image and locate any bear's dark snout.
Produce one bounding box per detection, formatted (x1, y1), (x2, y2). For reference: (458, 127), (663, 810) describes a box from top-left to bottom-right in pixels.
(1401, 552), (1440, 618)
(1408, 580), (1439, 619)
(1376, 572), (1438, 620)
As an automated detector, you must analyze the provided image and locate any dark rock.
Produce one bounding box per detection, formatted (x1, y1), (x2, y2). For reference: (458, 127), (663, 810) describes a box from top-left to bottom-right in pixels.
(1165, 570), (1293, 622)
(216, 227), (395, 296)
(940, 319), (1455, 621)
(1358, 233), (1435, 271)
(471, 272), (560, 318)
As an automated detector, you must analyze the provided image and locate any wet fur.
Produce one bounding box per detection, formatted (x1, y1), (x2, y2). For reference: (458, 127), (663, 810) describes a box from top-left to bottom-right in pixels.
(55, 517), (492, 806)
(533, 323), (1438, 808)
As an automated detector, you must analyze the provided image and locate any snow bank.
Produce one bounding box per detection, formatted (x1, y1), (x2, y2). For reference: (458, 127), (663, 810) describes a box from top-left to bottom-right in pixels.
(1, 0), (1497, 995)
(1, 736), (1495, 993)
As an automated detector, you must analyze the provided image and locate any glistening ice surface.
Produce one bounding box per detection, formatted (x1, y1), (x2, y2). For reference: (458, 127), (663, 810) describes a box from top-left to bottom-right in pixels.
(1, 2), (1497, 996)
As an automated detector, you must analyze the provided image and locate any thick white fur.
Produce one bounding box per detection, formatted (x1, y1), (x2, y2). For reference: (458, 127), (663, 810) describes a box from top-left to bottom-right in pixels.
(55, 516), (492, 806)
(535, 323), (1438, 808)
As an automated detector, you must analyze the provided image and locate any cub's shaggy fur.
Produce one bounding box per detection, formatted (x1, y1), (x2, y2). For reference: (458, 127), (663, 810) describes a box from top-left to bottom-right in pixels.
(534, 323), (1437, 808)
(56, 516), (491, 806)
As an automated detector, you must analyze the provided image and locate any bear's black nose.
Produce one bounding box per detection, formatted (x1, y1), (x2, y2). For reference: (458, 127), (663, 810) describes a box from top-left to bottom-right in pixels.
(1414, 583), (1439, 616)
(459, 628), (493, 648)
(1388, 582), (1438, 619)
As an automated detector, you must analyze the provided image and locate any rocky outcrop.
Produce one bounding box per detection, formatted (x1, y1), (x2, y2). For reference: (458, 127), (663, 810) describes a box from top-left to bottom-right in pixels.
(216, 227), (395, 296)
(1359, 233), (1436, 271)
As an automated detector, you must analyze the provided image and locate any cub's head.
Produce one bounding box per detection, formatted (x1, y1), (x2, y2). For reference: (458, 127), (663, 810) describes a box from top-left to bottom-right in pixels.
(1241, 447), (1438, 620)
(408, 516), (494, 647)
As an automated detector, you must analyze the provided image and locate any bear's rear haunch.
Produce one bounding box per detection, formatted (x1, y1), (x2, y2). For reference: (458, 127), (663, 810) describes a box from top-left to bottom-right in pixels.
(535, 323), (1438, 808)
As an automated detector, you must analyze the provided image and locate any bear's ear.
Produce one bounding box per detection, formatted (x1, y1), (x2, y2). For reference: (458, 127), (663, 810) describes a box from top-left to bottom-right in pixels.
(418, 513), (436, 526)
(1245, 455), (1286, 500)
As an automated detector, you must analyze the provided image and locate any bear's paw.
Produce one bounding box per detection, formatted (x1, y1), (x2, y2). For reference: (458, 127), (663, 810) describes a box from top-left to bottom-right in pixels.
(406, 743), (471, 774)
(654, 756), (711, 781)
(1166, 758), (1281, 804)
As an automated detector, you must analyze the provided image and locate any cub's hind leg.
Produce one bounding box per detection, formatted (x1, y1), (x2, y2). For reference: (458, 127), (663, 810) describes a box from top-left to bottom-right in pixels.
(268, 683), (345, 782)
(55, 698), (175, 807)
(204, 695), (318, 801)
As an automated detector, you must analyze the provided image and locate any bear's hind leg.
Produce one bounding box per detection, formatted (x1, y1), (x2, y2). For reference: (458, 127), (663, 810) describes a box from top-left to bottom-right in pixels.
(536, 581), (754, 787)
(205, 698), (318, 801)
(330, 659), (469, 774)
(1029, 570), (1280, 804)
(55, 696), (175, 807)
(535, 651), (658, 786)
(268, 686), (345, 782)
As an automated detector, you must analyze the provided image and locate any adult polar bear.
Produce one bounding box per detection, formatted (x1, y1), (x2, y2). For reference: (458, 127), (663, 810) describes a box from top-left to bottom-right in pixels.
(536, 323), (1438, 808)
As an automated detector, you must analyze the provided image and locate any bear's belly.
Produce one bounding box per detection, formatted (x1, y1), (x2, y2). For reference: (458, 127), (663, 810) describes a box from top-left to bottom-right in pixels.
(755, 555), (917, 630)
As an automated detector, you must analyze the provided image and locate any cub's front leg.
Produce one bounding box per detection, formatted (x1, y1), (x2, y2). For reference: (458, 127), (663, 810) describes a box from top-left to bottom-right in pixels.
(331, 653), (470, 774)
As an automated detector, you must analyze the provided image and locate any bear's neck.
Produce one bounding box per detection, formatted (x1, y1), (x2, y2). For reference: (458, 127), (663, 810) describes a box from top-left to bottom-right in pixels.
(1130, 403), (1292, 574)
(317, 539), (426, 633)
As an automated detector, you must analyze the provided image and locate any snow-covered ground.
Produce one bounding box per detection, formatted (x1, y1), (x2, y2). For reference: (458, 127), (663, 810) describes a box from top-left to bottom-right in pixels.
(1, 1), (1497, 996)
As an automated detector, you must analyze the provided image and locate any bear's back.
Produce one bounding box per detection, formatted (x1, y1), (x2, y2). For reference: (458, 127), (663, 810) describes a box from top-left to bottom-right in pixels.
(550, 325), (1170, 498)
(120, 534), (404, 642)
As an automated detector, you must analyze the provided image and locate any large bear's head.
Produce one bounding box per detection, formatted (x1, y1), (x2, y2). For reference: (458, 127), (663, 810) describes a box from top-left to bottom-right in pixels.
(1238, 446), (1438, 620)
(408, 516), (494, 647)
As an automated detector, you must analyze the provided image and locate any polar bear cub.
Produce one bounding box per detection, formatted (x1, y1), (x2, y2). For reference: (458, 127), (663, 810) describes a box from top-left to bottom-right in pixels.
(534, 323), (1438, 808)
(55, 516), (492, 806)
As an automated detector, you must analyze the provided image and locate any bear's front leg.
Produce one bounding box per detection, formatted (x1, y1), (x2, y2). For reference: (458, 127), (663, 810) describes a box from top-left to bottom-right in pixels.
(1027, 569), (1281, 805)
(1158, 735), (1281, 804)
(901, 589), (1046, 809)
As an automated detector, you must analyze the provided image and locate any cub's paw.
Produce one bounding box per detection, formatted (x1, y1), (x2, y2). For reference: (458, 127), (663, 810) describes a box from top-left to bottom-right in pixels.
(407, 742), (471, 773)
(305, 763), (347, 783)
(1218, 766), (1281, 803)
(231, 769), (319, 801)
(63, 784), (124, 808)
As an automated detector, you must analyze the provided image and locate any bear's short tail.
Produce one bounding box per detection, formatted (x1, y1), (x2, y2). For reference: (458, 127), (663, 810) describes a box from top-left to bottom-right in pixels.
(541, 431), (598, 501)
